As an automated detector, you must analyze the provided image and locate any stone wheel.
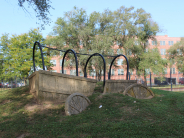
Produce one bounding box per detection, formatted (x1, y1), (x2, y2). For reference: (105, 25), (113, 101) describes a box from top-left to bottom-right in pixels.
(123, 84), (154, 99)
(65, 93), (91, 116)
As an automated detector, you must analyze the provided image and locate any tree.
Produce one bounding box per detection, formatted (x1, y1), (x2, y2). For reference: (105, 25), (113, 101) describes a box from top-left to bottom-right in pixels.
(122, 8), (167, 86)
(46, 6), (167, 84)
(17, 0), (53, 29)
(167, 37), (184, 75)
(0, 29), (51, 83)
(46, 7), (114, 81)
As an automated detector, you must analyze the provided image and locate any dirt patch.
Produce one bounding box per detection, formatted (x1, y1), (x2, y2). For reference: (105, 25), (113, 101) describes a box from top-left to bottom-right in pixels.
(155, 94), (164, 97)
(25, 103), (64, 114)
(1, 99), (12, 105)
(2, 112), (9, 116)
(17, 133), (30, 138)
(24, 97), (65, 115)
(120, 106), (132, 113)
(95, 94), (104, 101)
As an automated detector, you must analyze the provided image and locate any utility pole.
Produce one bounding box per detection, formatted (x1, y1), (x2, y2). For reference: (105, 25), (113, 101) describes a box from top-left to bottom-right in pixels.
(170, 68), (172, 91)
(150, 72), (152, 88)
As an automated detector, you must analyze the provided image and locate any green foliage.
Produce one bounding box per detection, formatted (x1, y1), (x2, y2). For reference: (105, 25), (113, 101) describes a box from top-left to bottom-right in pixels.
(17, 0), (53, 29)
(167, 37), (184, 75)
(46, 7), (114, 80)
(46, 6), (166, 82)
(0, 29), (51, 80)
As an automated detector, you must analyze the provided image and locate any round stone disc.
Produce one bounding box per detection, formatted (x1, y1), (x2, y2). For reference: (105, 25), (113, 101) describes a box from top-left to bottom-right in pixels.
(65, 93), (91, 116)
(123, 84), (154, 99)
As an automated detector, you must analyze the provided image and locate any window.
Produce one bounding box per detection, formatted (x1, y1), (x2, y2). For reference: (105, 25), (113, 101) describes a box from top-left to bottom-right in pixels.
(118, 69), (124, 75)
(92, 70), (96, 77)
(160, 41), (165, 45)
(117, 49), (120, 54)
(70, 60), (73, 66)
(152, 48), (158, 52)
(89, 71), (93, 76)
(160, 49), (166, 55)
(117, 49), (123, 54)
(116, 41), (120, 45)
(60, 59), (66, 66)
(80, 40), (83, 46)
(89, 70), (96, 77)
(177, 49), (182, 55)
(146, 41), (149, 46)
(60, 70), (66, 74)
(70, 70), (76, 75)
(79, 70), (83, 76)
(134, 41), (139, 45)
(51, 70), (57, 72)
(145, 69), (150, 74)
(146, 78), (150, 81)
(117, 59), (123, 66)
(163, 68), (167, 74)
(129, 69), (133, 75)
(127, 50), (132, 55)
(169, 41), (173, 45)
(99, 70), (104, 76)
(60, 51), (63, 56)
(50, 60), (56, 66)
(152, 41), (157, 45)
(111, 69), (115, 76)
(60, 60), (63, 66)
(171, 68), (175, 74)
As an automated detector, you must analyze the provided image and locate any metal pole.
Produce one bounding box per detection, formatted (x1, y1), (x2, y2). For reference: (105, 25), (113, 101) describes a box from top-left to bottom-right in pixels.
(11, 79), (12, 89)
(150, 72), (152, 88)
(170, 68), (172, 91)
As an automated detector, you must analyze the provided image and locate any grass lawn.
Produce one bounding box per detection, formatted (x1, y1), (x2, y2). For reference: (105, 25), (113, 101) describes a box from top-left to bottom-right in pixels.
(1, 84), (184, 137)
(150, 84), (184, 89)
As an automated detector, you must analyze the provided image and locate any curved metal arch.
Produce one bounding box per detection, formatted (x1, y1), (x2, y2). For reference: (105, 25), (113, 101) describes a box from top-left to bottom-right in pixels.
(84, 53), (106, 87)
(108, 54), (129, 80)
(33, 41), (45, 72)
(62, 49), (78, 76)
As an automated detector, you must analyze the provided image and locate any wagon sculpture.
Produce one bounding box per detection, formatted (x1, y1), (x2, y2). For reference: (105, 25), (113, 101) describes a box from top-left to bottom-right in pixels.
(29, 42), (154, 116)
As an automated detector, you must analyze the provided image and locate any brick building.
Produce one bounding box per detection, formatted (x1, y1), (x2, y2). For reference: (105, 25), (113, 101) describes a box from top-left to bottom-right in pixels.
(50, 35), (182, 85)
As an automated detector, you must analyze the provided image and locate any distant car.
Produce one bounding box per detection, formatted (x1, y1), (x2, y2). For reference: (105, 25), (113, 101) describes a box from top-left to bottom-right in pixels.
(0, 83), (3, 88)
(8, 82), (16, 88)
(3, 83), (8, 88)
(179, 78), (184, 84)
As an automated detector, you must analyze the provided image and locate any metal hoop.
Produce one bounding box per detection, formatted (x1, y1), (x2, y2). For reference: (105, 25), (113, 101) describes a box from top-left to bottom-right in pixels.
(84, 53), (106, 87)
(33, 41), (45, 72)
(108, 54), (129, 80)
(62, 49), (78, 76)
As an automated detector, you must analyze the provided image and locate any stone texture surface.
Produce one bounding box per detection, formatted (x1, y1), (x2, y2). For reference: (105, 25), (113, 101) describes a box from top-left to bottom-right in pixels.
(123, 84), (154, 99)
(28, 70), (97, 103)
(103, 80), (137, 94)
(65, 93), (91, 116)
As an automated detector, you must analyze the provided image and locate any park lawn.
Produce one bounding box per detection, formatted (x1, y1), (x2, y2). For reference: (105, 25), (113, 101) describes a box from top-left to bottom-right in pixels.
(150, 84), (184, 89)
(0, 85), (184, 137)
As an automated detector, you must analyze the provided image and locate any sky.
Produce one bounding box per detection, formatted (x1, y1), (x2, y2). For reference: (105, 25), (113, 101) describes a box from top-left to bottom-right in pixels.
(1, 0), (184, 38)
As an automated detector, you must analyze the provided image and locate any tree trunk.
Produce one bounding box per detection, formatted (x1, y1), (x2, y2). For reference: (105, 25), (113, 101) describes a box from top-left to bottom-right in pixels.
(143, 70), (147, 86)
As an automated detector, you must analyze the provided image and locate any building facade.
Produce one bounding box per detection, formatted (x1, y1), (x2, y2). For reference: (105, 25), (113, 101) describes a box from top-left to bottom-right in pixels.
(50, 35), (183, 85)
